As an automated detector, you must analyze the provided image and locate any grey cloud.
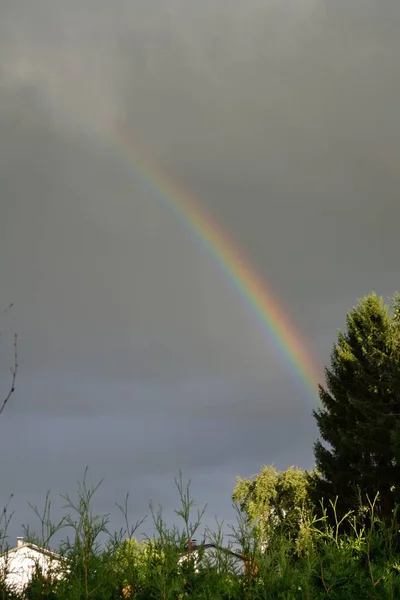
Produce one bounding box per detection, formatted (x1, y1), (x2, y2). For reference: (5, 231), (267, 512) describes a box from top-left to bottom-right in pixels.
(0, 0), (399, 544)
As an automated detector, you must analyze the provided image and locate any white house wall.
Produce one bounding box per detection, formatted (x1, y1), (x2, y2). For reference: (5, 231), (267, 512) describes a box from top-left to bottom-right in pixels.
(0, 545), (63, 594)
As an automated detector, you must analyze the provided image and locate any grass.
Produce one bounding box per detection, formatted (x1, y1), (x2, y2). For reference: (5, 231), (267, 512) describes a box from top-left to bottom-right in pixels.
(1, 470), (400, 599)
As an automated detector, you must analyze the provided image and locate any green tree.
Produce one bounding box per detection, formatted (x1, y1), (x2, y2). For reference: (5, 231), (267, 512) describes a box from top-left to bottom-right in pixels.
(312, 293), (400, 525)
(232, 465), (315, 551)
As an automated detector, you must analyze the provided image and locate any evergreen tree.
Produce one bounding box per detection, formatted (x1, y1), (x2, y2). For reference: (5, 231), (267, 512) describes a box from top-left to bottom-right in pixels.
(312, 293), (400, 524)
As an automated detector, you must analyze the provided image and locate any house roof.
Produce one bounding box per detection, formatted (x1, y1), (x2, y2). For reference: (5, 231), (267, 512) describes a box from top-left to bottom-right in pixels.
(182, 541), (245, 561)
(179, 541), (261, 577)
(0, 539), (61, 561)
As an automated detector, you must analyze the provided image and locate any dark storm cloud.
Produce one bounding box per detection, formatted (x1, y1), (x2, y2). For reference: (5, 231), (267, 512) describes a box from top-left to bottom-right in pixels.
(0, 0), (399, 542)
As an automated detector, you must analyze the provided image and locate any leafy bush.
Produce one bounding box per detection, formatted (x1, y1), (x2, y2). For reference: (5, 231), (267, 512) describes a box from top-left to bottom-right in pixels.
(1, 470), (400, 599)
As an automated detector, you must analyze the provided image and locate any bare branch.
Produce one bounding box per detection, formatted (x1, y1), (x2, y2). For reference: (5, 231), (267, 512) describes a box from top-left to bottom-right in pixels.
(4, 303), (14, 314)
(0, 333), (18, 416)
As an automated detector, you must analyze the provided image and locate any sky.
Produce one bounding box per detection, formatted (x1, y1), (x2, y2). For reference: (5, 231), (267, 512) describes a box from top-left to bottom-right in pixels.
(0, 0), (399, 549)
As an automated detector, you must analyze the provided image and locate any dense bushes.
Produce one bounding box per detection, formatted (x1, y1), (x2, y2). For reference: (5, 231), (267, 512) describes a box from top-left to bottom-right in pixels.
(1, 473), (400, 599)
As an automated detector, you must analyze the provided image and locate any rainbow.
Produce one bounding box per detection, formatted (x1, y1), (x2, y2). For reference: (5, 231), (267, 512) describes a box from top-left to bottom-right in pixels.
(81, 124), (320, 401)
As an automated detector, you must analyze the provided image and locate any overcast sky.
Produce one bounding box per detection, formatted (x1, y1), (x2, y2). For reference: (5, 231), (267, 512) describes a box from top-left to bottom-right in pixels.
(1, 0), (399, 548)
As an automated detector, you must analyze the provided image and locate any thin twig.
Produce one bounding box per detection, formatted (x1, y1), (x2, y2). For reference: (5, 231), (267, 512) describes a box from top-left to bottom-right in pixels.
(0, 333), (18, 416)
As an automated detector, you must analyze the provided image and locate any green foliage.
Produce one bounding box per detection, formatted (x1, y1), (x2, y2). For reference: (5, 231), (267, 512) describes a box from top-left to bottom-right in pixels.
(1, 471), (400, 599)
(232, 464), (318, 554)
(313, 293), (400, 525)
(112, 537), (156, 596)
(23, 565), (59, 600)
